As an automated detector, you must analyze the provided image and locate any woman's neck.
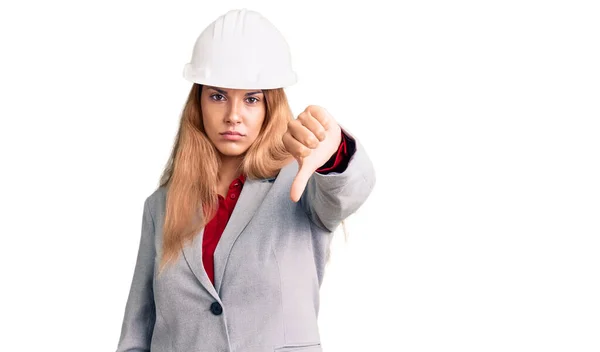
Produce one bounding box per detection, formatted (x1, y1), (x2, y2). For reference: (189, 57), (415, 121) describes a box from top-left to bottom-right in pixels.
(217, 155), (243, 197)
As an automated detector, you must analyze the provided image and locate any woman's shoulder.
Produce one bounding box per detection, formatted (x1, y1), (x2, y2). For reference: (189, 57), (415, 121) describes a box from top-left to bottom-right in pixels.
(143, 185), (168, 215)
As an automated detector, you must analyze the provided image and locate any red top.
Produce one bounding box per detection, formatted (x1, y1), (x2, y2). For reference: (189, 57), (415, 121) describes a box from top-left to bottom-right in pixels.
(202, 131), (355, 285)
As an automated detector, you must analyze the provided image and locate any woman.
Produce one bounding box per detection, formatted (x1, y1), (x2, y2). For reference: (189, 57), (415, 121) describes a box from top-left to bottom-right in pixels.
(116, 8), (376, 352)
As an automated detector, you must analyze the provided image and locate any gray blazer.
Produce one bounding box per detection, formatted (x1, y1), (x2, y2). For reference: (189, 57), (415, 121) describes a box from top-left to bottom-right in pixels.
(115, 130), (376, 352)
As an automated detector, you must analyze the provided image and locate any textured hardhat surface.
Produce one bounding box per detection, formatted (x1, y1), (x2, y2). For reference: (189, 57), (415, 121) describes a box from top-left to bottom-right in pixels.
(183, 9), (297, 89)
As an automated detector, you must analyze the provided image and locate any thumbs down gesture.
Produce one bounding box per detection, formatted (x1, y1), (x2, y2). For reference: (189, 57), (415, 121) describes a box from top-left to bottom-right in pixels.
(282, 105), (342, 202)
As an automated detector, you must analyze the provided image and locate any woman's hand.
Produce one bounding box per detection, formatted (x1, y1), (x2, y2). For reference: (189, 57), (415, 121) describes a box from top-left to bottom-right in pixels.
(282, 105), (342, 202)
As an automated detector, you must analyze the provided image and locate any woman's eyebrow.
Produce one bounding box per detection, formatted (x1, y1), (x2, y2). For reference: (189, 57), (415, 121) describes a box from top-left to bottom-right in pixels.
(206, 86), (262, 96)
(207, 86), (228, 95)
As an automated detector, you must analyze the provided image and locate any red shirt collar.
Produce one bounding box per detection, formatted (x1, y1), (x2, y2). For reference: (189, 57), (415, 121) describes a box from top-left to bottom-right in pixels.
(228, 173), (246, 190)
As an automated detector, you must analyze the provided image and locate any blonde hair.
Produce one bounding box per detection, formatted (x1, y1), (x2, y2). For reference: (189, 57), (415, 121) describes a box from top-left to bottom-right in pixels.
(156, 83), (293, 274)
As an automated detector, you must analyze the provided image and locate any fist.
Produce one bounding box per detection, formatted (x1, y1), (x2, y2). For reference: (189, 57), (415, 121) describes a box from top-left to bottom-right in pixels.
(282, 105), (342, 202)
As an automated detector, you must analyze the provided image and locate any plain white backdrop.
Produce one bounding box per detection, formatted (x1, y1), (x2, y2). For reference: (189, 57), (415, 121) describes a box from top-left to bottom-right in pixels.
(0, 0), (599, 351)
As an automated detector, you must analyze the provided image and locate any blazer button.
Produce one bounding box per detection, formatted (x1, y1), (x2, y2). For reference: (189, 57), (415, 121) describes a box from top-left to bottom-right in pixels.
(210, 302), (223, 316)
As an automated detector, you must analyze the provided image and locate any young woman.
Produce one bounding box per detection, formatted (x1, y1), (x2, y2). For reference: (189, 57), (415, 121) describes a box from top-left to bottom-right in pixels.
(116, 9), (376, 352)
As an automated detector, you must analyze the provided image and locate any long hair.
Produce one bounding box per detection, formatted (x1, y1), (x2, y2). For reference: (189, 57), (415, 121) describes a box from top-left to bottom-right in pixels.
(156, 83), (293, 274)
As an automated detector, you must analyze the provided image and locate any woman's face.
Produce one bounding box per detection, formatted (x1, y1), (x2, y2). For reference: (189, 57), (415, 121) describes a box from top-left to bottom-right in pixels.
(200, 85), (266, 159)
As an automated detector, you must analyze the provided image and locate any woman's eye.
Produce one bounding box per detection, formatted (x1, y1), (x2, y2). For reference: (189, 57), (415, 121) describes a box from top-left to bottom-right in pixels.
(246, 97), (259, 104)
(210, 94), (225, 101)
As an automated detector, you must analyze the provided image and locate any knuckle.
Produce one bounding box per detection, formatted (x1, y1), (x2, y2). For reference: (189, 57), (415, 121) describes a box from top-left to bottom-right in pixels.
(293, 145), (309, 157)
(316, 128), (326, 141)
(301, 147), (311, 157)
(306, 136), (319, 148)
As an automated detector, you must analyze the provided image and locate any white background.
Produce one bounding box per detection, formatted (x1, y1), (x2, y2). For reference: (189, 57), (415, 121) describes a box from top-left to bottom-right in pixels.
(1, 0), (599, 351)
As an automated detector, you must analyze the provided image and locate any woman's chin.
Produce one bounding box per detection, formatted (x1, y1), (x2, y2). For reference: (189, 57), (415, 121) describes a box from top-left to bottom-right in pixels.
(216, 146), (249, 158)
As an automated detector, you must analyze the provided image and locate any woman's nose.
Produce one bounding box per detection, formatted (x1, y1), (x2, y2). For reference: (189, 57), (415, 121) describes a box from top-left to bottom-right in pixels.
(225, 101), (242, 124)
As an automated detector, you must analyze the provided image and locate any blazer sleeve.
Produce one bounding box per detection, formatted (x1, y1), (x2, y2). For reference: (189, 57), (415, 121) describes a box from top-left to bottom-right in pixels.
(299, 126), (376, 232)
(116, 197), (156, 352)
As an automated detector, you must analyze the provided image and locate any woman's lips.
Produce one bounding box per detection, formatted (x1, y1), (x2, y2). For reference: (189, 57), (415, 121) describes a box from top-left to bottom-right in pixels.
(220, 131), (244, 141)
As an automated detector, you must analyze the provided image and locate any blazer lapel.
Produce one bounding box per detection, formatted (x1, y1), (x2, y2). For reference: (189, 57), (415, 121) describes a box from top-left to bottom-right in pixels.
(213, 177), (274, 293)
(181, 227), (220, 301)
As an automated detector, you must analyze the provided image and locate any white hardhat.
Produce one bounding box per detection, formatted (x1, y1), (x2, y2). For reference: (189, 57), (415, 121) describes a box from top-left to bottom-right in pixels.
(183, 9), (297, 89)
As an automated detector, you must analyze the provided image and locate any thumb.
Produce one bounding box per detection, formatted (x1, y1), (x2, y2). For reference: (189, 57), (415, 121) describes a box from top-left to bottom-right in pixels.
(290, 158), (313, 202)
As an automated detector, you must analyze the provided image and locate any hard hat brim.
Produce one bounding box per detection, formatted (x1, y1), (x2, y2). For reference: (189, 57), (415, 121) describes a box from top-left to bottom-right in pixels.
(183, 63), (297, 90)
